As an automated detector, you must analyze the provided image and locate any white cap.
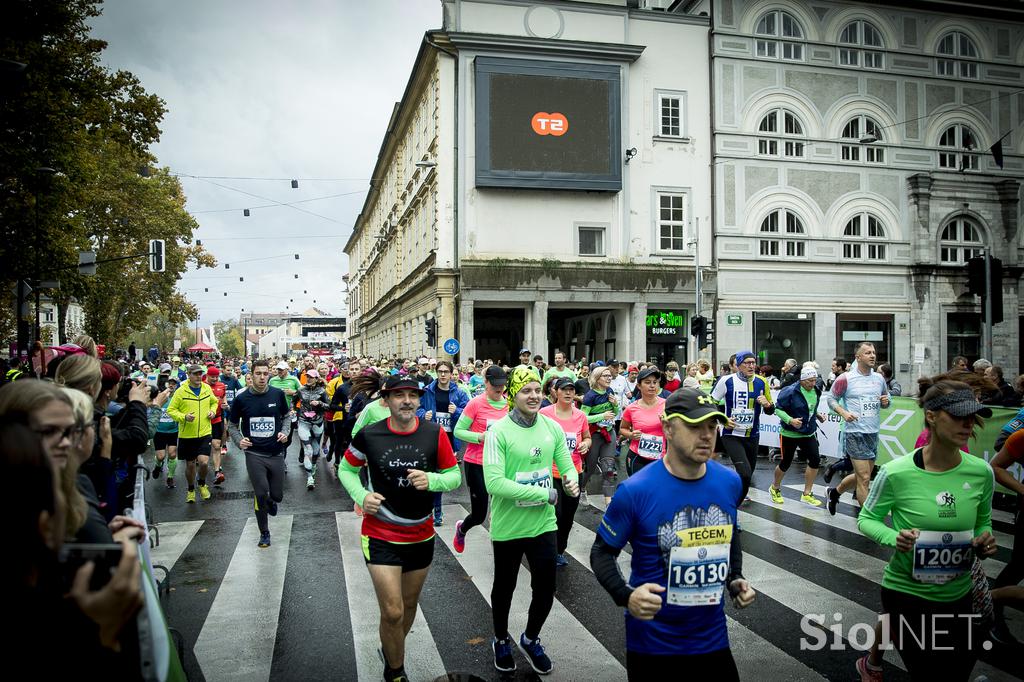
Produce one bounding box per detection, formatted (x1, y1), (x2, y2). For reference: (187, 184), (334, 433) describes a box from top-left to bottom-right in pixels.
(275, 361), (290, 370)
(800, 366), (818, 381)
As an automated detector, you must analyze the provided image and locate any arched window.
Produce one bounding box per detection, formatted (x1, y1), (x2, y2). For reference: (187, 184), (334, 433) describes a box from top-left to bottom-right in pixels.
(839, 20), (884, 68)
(841, 116), (885, 163)
(758, 108), (805, 158)
(937, 31), (979, 79)
(755, 10), (804, 60)
(842, 214), (888, 261)
(939, 218), (984, 264)
(759, 209), (805, 258)
(938, 124), (979, 170)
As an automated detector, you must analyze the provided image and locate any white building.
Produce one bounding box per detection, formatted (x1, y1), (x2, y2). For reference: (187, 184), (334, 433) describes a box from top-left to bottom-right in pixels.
(38, 296), (85, 345)
(346, 0), (714, 366)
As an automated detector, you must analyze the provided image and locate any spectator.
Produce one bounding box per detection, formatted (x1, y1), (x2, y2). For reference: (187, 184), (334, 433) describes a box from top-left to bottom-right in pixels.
(780, 358), (800, 388)
(72, 334), (99, 358)
(826, 357), (848, 391)
(984, 365), (1020, 407)
(878, 363), (902, 396)
(973, 358), (992, 376)
(663, 362), (681, 392)
(55, 354), (103, 400)
(760, 365), (780, 390)
(682, 362), (701, 389)
(950, 355), (969, 372)
(696, 359), (715, 392)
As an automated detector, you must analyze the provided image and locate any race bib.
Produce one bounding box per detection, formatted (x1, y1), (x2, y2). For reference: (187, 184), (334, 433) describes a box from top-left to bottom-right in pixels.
(225, 390), (236, 403)
(249, 416), (276, 436)
(667, 524), (732, 606)
(434, 412), (452, 432)
(302, 410), (317, 419)
(599, 418), (615, 430)
(860, 400), (880, 418)
(514, 468), (552, 507)
(563, 431), (578, 453)
(158, 412), (175, 424)
(732, 408), (754, 428)
(913, 530), (973, 584)
(637, 433), (664, 459)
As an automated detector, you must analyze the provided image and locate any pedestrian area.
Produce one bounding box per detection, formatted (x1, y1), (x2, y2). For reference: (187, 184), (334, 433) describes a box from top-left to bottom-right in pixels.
(150, 476), (1021, 682)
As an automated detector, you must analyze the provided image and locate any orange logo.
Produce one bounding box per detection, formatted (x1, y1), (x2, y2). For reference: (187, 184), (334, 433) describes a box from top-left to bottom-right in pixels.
(531, 112), (568, 136)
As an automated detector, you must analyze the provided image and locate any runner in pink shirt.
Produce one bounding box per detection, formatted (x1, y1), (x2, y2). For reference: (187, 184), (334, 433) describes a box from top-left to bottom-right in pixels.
(451, 365), (508, 553)
(619, 367), (668, 476)
(540, 377), (591, 566)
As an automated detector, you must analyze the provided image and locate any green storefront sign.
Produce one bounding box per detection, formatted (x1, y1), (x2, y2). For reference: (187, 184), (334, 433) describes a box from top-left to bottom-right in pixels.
(646, 310), (687, 339)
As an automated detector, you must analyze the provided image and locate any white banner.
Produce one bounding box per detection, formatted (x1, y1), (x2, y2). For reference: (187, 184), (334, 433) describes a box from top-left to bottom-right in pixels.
(755, 404), (844, 457)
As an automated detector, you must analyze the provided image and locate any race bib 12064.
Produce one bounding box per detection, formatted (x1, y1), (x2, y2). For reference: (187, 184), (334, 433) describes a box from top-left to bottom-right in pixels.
(912, 530), (973, 584)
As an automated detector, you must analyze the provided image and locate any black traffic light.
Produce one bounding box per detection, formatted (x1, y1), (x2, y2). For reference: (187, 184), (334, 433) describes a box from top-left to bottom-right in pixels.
(425, 318), (437, 348)
(689, 315), (706, 339)
(965, 255), (1003, 324)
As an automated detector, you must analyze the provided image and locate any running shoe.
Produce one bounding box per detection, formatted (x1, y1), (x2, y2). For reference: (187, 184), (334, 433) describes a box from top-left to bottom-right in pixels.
(186, 489), (196, 504)
(382, 668), (409, 682)
(258, 531), (271, 548)
(166, 476), (176, 489)
(304, 458), (313, 473)
(492, 636), (516, 673)
(826, 487), (839, 516)
(769, 486), (785, 504)
(801, 494), (822, 507)
(152, 464), (163, 479)
(555, 553), (569, 567)
(453, 520), (466, 554)
(267, 499), (279, 516)
(214, 470), (226, 486)
(198, 484), (211, 500)
(518, 633), (552, 675)
(307, 474), (315, 490)
(433, 509), (443, 527)
(855, 654), (883, 682)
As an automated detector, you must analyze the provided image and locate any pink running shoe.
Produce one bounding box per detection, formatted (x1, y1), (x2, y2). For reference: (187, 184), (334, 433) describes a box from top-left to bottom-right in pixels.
(453, 519), (466, 553)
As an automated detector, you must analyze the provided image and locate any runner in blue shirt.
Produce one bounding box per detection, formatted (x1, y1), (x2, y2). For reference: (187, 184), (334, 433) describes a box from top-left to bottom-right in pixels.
(591, 388), (756, 680)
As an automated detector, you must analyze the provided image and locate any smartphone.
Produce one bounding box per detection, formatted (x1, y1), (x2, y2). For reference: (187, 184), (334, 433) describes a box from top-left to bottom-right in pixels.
(59, 543), (124, 592)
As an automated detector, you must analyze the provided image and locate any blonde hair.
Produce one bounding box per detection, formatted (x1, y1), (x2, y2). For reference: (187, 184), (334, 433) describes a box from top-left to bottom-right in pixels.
(72, 334), (98, 358)
(55, 354), (103, 399)
(589, 366), (611, 389)
(58, 387), (91, 538)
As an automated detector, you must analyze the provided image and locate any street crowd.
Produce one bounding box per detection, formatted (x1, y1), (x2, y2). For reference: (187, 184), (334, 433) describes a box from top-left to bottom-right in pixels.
(1, 336), (1023, 681)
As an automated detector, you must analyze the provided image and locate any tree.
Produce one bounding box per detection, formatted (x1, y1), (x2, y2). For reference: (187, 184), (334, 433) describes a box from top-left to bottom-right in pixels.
(217, 327), (245, 358)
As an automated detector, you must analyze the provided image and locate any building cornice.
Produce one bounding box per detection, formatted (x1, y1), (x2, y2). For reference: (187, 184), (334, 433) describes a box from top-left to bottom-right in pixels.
(445, 31), (646, 62)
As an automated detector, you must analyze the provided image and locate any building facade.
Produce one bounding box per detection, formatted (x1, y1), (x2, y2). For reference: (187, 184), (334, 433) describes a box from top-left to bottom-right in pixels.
(709, 0), (1024, 382)
(346, 0), (714, 366)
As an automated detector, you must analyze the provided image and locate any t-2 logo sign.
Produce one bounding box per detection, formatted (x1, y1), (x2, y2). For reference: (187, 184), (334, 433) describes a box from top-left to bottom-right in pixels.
(531, 112), (568, 136)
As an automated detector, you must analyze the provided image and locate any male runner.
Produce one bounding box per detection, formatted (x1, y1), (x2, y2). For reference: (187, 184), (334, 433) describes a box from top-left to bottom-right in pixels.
(270, 360), (301, 452)
(542, 351), (576, 383)
(338, 375), (461, 682)
(227, 359), (291, 547)
(205, 366), (228, 485)
(484, 366), (579, 675)
(826, 342), (890, 515)
(768, 366), (825, 507)
(166, 364), (218, 503)
(591, 388), (756, 680)
(711, 350), (774, 503)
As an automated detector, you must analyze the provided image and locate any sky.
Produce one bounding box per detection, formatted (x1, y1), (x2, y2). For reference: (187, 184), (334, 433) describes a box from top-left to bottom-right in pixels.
(88, 0), (441, 326)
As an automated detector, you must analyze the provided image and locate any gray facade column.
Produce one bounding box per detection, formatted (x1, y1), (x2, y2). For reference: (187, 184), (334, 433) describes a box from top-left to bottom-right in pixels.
(459, 299), (475, 361)
(630, 302), (646, 363)
(532, 300), (548, 360)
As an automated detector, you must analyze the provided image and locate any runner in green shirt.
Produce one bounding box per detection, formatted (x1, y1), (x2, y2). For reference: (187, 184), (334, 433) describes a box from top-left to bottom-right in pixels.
(483, 367), (578, 676)
(768, 366), (825, 507)
(541, 351), (576, 383)
(270, 360), (302, 450)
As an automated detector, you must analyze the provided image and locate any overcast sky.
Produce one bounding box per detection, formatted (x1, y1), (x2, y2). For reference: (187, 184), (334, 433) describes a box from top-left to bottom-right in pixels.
(88, 0), (441, 326)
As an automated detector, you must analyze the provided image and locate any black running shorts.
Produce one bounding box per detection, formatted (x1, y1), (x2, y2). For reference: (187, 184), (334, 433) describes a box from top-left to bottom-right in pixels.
(362, 535), (435, 573)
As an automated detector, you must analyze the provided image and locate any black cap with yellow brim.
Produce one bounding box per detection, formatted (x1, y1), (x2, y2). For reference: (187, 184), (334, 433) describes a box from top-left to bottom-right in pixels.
(664, 387), (728, 424)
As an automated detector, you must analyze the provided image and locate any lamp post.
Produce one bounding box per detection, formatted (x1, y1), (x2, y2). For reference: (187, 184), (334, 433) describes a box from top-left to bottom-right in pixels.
(33, 167), (58, 351)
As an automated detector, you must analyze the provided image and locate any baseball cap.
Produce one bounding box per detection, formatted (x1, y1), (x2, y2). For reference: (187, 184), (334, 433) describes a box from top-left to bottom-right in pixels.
(484, 365), (507, 387)
(800, 367), (818, 381)
(306, 369), (320, 380)
(553, 377), (576, 391)
(637, 367), (662, 382)
(627, 364), (638, 372)
(158, 362), (172, 373)
(923, 388), (992, 418)
(206, 366), (220, 377)
(187, 364), (204, 374)
(519, 348), (530, 355)
(589, 361), (606, 371)
(275, 361), (290, 370)
(381, 375), (425, 394)
(664, 388), (728, 424)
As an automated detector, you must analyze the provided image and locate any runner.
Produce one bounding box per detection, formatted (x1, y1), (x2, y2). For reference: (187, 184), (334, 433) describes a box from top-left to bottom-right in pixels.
(711, 350), (774, 504)
(857, 379), (997, 680)
(324, 365), (350, 463)
(269, 360), (301, 454)
(515, 348), (532, 372)
(484, 366), (579, 674)
(337, 375), (461, 682)
(416, 360), (469, 526)
(451, 365), (508, 552)
(151, 375), (180, 488)
(582, 365), (620, 505)
(205, 366), (228, 485)
(227, 359), (291, 548)
(539, 377), (591, 567)
(619, 367), (667, 476)
(989, 429), (1024, 644)
(542, 351), (576, 383)
(220, 363), (245, 454)
(590, 388), (755, 680)
(468, 360), (486, 397)
(166, 364), (218, 503)
(826, 342), (890, 514)
(768, 366), (825, 507)
(296, 369), (329, 490)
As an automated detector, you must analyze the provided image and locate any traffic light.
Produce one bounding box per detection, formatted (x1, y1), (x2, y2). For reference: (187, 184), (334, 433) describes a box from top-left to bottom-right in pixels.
(425, 318), (437, 348)
(965, 255), (1003, 324)
(700, 318), (715, 350)
(149, 239), (165, 273)
(689, 315), (705, 339)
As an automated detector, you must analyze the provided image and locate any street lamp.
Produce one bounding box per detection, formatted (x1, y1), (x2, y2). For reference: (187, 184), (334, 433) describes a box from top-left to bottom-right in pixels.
(33, 166), (58, 352)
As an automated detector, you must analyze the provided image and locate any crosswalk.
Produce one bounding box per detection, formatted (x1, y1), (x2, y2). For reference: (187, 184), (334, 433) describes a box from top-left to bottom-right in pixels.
(150, 492), (1021, 682)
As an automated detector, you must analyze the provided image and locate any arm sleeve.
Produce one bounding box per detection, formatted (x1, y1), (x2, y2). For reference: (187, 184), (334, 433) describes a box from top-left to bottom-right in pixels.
(452, 388), (470, 423)
(774, 407), (792, 424)
(590, 536), (634, 607)
(549, 420), (578, 486)
(857, 466), (899, 547)
(974, 465), (994, 537)
(165, 391), (185, 422)
(112, 402), (150, 460)
(728, 526), (745, 582)
(482, 428), (550, 504)
(711, 377), (728, 401)
(760, 382), (775, 415)
(453, 410), (482, 444)
(415, 390), (430, 419)
(279, 395), (292, 438)
(581, 394), (604, 424)
(827, 375), (847, 413)
(426, 430), (462, 492)
(337, 457), (369, 507)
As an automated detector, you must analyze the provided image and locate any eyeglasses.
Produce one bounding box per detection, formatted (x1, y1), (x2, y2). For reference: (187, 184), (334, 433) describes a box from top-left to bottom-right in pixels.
(34, 423), (86, 444)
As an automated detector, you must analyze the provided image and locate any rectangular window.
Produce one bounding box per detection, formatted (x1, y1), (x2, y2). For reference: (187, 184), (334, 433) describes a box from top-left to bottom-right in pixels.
(842, 145), (860, 161)
(785, 240), (805, 257)
(937, 59), (955, 76)
(839, 48), (858, 66)
(864, 51), (884, 69)
(868, 243), (886, 260)
(784, 140), (804, 157)
(866, 147), (884, 163)
(758, 139), (778, 156)
(578, 226), (605, 256)
(837, 314), (893, 367)
(844, 243), (861, 259)
(657, 193), (687, 252)
(657, 92), (685, 138)
(759, 239), (779, 256)
(782, 42), (803, 60)
(756, 39), (776, 58)
(946, 313), (981, 368)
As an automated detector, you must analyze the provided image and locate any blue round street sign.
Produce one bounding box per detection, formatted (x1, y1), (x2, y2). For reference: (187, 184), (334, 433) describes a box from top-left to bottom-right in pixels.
(443, 338), (460, 355)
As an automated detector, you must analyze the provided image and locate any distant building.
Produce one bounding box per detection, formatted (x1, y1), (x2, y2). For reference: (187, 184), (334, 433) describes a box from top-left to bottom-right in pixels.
(256, 308), (346, 358)
(38, 296), (85, 345)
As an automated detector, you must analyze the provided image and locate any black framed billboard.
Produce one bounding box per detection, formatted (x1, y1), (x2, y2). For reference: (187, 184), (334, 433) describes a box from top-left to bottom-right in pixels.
(475, 57), (622, 192)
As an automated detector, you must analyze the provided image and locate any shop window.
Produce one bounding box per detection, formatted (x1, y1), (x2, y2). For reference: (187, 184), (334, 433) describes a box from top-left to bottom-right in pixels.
(842, 214), (888, 262)
(758, 109), (805, 158)
(837, 314), (892, 367)
(840, 116), (885, 163)
(938, 124), (978, 170)
(838, 20), (884, 69)
(754, 312), (814, 370)
(939, 218), (984, 264)
(755, 10), (804, 60)
(947, 313), (981, 368)
(936, 31), (979, 79)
